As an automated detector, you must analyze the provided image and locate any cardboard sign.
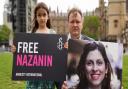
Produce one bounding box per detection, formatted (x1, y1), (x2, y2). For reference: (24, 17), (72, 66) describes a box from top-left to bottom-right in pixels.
(12, 33), (67, 81)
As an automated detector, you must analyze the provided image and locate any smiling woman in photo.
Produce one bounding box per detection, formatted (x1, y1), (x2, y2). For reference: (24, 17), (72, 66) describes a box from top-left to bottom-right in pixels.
(77, 42), (112, 89)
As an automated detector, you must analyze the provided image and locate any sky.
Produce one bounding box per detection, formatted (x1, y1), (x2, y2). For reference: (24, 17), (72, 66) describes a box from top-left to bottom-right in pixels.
(38, 0), (99, 12)
(0, 0), (5, 25)
(0, 0), (108, 25)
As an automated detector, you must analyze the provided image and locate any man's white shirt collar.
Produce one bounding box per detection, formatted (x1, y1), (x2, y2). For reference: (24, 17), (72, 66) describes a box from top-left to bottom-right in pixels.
(67, 33), (82, 41)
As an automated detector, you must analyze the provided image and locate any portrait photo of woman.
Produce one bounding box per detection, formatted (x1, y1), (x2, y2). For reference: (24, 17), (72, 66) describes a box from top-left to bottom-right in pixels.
(77, 42), (113, 89)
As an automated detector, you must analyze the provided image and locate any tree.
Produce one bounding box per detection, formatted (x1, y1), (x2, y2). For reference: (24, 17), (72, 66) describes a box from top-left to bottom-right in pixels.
(82, 16), (100, 40)
(0, 25), (11, 43)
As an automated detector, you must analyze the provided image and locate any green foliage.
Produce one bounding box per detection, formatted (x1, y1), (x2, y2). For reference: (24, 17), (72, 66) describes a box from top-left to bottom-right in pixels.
(122, 54), (128, 89)
(0, 25), (11, 42)
(82, 16), (100, 40)
(0, 52), (26, 89)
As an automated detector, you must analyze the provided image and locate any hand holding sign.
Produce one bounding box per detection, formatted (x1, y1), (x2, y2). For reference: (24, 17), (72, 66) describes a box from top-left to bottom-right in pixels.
(12, 33), (67, 81)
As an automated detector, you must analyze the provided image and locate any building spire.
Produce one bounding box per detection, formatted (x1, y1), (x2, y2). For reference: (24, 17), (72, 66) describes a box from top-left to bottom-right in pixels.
(99, 0), (104, 8)
(57, 6), (59, 14)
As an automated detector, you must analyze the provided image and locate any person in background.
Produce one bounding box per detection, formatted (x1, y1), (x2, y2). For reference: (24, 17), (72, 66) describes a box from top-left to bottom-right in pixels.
(61, 7), (94, 89)
(67, 7), (94, 41)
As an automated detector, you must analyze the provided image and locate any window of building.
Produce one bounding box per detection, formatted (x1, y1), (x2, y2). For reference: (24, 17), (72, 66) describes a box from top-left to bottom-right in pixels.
(114, 20), (118, 28)
(126, 0), (128, 13)
(7, 14), (11, 22)
(126, 21), (128, 28)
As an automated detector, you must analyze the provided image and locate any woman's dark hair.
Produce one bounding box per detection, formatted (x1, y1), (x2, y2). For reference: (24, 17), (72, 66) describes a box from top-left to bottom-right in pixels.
(31, 2), (51, 33)
(77, 42), (112, 89)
